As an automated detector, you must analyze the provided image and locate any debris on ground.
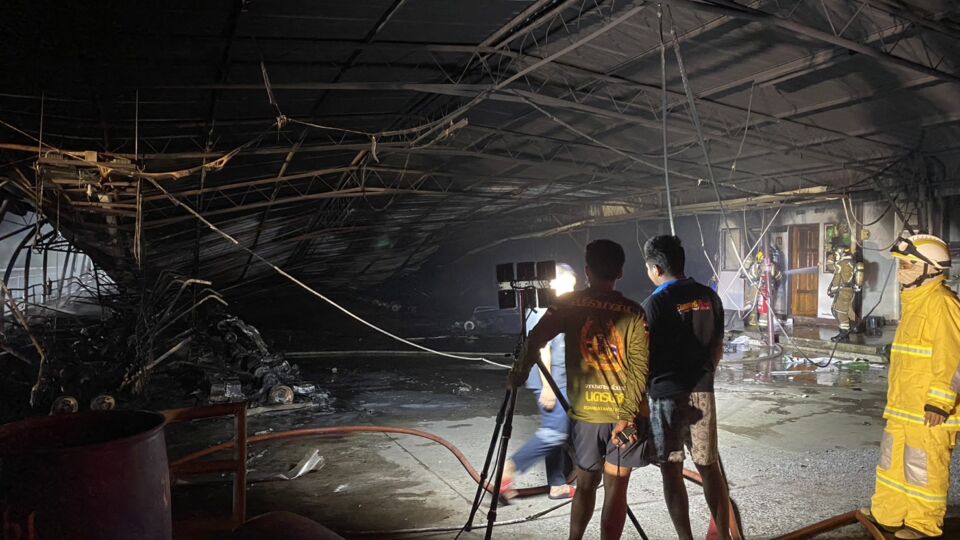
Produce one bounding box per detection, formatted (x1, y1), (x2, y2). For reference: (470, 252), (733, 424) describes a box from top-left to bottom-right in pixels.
(275, 449), (325, 481)
(725, 334), (757, 353)
(452, 379), (473, 395)
(1, 271), (330, 419)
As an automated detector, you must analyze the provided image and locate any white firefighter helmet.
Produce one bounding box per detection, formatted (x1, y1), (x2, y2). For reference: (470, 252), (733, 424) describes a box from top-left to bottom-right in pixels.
(891, 234), (951, 270)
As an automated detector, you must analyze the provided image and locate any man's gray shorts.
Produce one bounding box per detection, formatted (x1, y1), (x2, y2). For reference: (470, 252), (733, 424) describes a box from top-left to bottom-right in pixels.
(571, 421), (648, 472)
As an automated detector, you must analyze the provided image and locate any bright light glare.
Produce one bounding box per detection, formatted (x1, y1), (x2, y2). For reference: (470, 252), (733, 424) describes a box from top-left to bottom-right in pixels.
(551, 272), (577, 294)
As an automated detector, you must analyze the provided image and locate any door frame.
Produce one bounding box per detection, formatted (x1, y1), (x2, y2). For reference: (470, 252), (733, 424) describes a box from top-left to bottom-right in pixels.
(789, 224), (820, 318)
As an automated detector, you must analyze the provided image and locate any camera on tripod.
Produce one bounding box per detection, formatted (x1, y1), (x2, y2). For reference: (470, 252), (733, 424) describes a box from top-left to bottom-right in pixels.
(495, 260), (557, 310)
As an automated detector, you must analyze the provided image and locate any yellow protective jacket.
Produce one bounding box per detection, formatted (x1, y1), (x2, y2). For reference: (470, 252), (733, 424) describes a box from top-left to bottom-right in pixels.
(828, 256), (857, 294)
(884, 276), (960, 428)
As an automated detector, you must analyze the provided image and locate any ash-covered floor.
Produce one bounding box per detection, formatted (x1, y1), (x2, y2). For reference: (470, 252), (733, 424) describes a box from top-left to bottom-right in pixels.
(167, 352), (960, 539)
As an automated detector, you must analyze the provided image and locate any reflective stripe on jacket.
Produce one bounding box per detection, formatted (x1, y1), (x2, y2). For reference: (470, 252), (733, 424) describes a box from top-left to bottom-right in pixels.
(883, 276), (960, 429)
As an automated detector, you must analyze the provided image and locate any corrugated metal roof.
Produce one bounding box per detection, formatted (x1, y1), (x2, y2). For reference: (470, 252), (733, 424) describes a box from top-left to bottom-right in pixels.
(0, 0), (957, 295)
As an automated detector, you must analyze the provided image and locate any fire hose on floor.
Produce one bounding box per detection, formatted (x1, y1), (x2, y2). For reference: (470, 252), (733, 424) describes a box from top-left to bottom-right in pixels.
(170, 425), (884, 539)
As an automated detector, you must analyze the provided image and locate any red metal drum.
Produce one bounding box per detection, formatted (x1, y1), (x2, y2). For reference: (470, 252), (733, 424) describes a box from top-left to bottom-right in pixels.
(0, 410), (171, 540)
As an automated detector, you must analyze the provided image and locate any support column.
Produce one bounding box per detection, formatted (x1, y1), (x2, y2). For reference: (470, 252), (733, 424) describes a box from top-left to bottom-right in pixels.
(57, 248), (72, 305)
(41, 239), (49, 303)
(22, 240), (32, 313)
(763, 234), (774, 347)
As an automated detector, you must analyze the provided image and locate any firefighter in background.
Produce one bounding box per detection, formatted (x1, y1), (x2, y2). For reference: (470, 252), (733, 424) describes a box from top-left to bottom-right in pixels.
(861, 234), (960, 539)
(769, 245), (784, 315)
(747, 250), (782, 329)
(827, 244), (865, 342)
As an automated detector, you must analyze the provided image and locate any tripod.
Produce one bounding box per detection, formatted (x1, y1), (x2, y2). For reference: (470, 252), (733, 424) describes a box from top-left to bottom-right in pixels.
(461, 298), (649, 539)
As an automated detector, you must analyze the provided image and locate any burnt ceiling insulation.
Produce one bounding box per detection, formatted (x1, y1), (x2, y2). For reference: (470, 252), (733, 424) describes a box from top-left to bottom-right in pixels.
(1, 0), (958, 298)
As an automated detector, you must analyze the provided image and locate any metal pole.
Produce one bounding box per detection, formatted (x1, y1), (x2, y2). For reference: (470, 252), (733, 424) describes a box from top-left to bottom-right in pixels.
(22, 240), (32, 312)
(65, 248), (79, 299)
(41, 239), (49, 303)
(93, 263), (104, 320)
(57, 248), (72, 304)
(763, 235), (774, 347)
(658, 3), (675, 235)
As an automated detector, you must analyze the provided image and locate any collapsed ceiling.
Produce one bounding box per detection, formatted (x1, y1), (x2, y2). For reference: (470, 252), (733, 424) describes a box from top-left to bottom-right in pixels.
(1, 0), (958, 296)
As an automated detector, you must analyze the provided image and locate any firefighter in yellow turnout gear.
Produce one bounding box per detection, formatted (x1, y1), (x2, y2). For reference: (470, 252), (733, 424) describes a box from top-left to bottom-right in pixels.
(827, 245), (864, 342)
(747, 250), (782, 329)
(863, 234), (960, 539)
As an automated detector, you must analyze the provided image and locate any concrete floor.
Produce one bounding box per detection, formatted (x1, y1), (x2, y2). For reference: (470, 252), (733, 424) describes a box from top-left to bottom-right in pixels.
(168, 347), (960, 540)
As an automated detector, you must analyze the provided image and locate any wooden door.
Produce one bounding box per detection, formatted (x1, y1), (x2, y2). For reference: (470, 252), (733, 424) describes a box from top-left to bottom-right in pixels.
(789, 225), (819, 317)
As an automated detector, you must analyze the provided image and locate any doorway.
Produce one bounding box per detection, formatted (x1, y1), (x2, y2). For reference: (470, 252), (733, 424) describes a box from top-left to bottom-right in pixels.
(789, 225), (819, 317)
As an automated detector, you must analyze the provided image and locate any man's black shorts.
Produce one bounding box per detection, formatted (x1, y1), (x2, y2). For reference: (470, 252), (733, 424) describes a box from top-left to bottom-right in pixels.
(571, 420), (649, 472)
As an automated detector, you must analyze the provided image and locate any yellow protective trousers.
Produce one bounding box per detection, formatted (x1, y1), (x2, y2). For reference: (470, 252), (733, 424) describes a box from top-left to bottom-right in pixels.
(870, 420), (957, 536)
(831, 288), (856, 331)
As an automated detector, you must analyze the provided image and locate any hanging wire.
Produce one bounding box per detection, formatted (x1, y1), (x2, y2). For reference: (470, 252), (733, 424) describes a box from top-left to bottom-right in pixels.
(767, 196), (905, 367)
(784, 257), (897, 369)
(666, 8), (751, 281)
(134, 89), (139, 161)
(258, 59), (468, 153)
(727, 83), (756, 186)
(664, 6), (848, 365)
(713, 207), (782, 314)
(519, 97), (700, 185)
(847, 197), (894, 228)
(842, 196), (906, 252)
(34, 92), (45, 245)
(134, 90), (143, 268)
(134, 178), (143, 268)
(635, 219), (650, 250)
(0, 278), (48, 405)
(0, 117), (278, 181)
(145, 177), (512, 369)
(657, 4), (674, 235)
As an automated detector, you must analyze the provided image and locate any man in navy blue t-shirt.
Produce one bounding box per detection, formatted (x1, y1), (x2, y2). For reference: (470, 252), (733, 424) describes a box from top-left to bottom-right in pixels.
(642, 235), (731, 540)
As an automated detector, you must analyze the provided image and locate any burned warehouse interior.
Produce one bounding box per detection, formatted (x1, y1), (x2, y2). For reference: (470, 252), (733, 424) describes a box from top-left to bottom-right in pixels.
(1, 0), (960, 539)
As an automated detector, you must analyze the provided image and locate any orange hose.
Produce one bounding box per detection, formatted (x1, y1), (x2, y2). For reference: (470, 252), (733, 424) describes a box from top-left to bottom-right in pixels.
(170, 426), (739, 509)
(771, 511), (858, 540)
(172, 425), (749, 537)
(175, 425), (898, 540)
(173, 426), (758, 536)
(855, 512), (887, 540)
(770, 510), (885, 540)
(171, 425), (552, 497)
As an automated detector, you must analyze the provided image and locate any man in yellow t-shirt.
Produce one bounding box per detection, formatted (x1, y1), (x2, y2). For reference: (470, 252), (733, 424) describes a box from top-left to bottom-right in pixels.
(509, 239), (649, 540)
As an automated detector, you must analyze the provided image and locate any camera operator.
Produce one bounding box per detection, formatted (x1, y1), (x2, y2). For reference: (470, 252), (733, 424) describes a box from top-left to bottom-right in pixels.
(508, 239), (649, 540)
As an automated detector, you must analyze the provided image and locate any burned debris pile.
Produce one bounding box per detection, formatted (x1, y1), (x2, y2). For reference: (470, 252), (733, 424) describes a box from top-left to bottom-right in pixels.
(1, 271), (327, 422)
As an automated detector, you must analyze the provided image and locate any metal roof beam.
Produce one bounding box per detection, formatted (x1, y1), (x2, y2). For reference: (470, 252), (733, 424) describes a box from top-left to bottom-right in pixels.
(662, 0), (960, 84)
(261, 0), (410, 274)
